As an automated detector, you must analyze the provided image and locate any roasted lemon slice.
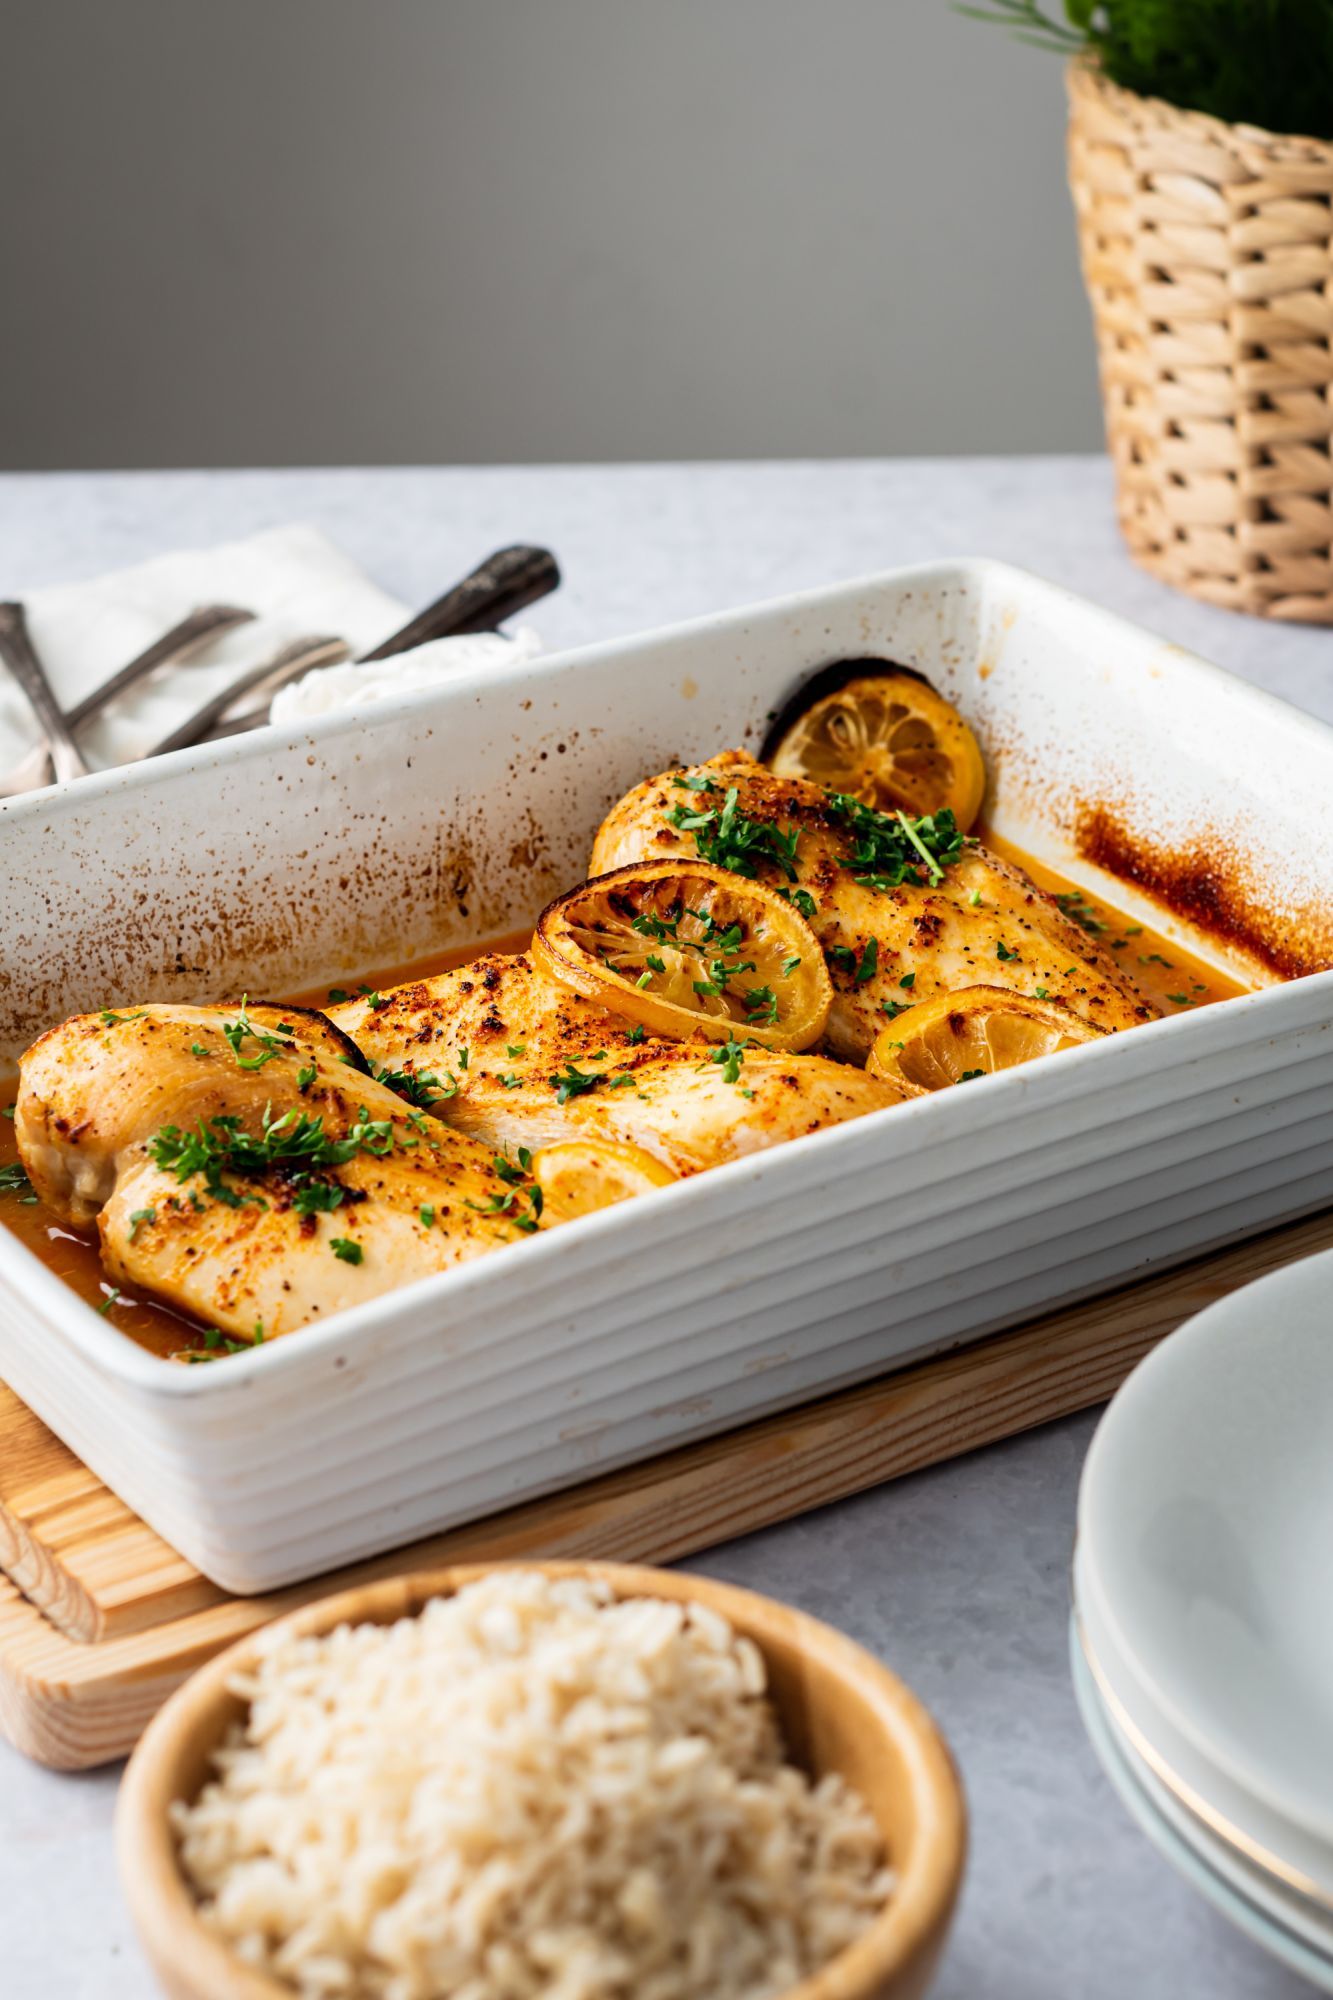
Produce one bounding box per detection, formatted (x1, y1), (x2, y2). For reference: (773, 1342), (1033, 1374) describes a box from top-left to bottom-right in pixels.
(867, 984), (1103, 1089)
(533, 860), (831, 1050)
(533, 1139), (676, 1224)
(764, 662), (986, 830)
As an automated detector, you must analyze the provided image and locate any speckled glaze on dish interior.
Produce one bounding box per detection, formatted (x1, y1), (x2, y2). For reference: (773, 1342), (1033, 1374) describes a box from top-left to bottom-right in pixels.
(1, 559), (1330, 1593)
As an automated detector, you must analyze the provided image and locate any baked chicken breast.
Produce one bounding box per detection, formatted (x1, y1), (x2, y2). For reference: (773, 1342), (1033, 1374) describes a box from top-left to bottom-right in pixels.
(16, 1002), (527, 1341)
(329, 954), (912, 1173)
(589, 751), (1155, 1060)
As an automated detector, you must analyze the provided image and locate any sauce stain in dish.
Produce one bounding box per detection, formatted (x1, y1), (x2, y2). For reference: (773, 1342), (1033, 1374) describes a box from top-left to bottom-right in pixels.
(979, 830), (1244, 1013)
(0, 878), (1242, 1361)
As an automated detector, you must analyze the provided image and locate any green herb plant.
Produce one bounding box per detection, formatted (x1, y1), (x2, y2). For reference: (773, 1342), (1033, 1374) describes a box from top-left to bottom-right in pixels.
(960, 1), (1333, 140)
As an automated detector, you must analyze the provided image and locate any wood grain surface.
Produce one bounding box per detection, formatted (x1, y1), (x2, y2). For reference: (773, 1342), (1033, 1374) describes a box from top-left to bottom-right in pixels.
(3, 1206), (1330, 1769)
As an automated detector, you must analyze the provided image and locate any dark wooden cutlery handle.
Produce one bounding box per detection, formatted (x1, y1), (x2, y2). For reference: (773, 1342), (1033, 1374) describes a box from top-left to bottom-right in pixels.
(360, 545), (561, 661)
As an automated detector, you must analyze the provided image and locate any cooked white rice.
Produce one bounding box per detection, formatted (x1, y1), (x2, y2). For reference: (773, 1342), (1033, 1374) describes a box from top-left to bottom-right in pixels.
(172, 1570), (892, 2000)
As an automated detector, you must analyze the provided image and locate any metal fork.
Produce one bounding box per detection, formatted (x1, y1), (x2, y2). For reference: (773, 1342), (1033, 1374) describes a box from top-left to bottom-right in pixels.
(0, 602), (91, 783)
(145, 635), (351, 757)
(190, 544), (563, 746)
(0, 603), (254, 795)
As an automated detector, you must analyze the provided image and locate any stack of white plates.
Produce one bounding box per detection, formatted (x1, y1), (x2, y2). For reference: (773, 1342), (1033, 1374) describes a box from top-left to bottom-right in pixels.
(1072, 1247), (1333, 1988)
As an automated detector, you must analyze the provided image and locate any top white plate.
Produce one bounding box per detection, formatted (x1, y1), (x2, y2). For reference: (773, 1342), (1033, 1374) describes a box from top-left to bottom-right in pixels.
(1079, 1247), (1333, 1846)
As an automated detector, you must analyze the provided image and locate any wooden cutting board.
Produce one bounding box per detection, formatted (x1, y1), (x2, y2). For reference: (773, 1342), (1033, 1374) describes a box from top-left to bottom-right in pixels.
(3, 1207), (1331, 1770)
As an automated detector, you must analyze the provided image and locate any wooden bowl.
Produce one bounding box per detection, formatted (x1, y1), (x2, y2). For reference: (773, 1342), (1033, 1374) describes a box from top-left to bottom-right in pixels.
(116, 1561), (967, 2000)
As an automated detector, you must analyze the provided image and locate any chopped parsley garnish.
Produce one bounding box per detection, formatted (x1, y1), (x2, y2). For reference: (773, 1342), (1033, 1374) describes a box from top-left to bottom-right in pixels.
(958, 1069), (985, 1083)
(968, 890), (983, 909)
(506, 1043), (527, 1059)
(97, 1289), (121, 1316)
(499, 1072), (523, 1090)
(222, 997), (296, 1071)
(743, 984), (779, 1025)
(899, 971), (916, 990)
(0, 1161), (35, 1201)
(327, 988), (352, 1004)
(667, 785), (801, 881)
(297, 1063), (317, 1092)
(673, 773), (718, 793)
(781, 955), (802, 978)
(631, 907), (680, 943)
(685, 909), (734, 947)
(369, 1061), (448, 1109)
(467, 1162), (543, 1234)
(99, 1009), (148, 1027)
(458, 1048), (470, 1070)
(1034, 986), (1049, 999)
(177, 1332), (255, 1362)
(625, 1024), (647, 1045)
(825, 795), (963, 890)
(833, 939), (879, 985)
(1055, 891), (1106, 935)
(2, 1105), (14, 1119)
(701, 1036), (749, 1087)
(148, 1103), (400, 1208)
(1166, 993), (1193, 1006)
(293, 1180), (345, 1217)
(330, 1237), (363, 1264)
(550, 1062), (605, 1104)
(190, 1042), (211, 1058)
(419, 1205), (435, 1229)
(996, 941), (1019, 962)
(775, 885), (818, 920)
(881, 998), (909, 1021)
(128, 1207), (156, 1242)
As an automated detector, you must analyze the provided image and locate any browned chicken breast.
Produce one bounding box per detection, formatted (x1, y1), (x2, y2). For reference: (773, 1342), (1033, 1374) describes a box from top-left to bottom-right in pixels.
(589, 751), (1155, 1060)
(330, 954), (912, 1173)
(18, 1002), (362, 1225)
(17, 1003), (526, 1341)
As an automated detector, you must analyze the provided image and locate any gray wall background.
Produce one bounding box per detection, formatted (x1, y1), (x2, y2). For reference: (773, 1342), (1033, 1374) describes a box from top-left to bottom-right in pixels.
(2, 0), (1104, 470)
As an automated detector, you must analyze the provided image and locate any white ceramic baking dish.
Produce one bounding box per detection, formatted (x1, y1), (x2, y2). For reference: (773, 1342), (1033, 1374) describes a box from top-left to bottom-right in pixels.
(2, 559), (1330, 1592)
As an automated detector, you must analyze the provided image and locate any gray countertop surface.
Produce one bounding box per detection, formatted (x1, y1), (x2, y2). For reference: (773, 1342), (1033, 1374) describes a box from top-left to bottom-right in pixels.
(1, 457), (1327, 2000)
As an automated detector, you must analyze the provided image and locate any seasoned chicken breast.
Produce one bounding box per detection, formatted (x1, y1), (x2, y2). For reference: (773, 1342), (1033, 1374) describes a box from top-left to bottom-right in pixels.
(330, 953), (912, 1173)
(17, 1002), (364, 1226)
(590, 751), (1155, 1060)
(17, 1002), (525, 1341)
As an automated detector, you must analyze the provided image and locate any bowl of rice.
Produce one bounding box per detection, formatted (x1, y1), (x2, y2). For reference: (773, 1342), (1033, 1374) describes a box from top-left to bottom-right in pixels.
(116, 1561), (966, 2000)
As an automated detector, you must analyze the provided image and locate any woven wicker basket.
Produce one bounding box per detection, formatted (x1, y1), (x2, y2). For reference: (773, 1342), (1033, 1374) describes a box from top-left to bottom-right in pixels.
(1068, 61), (1333, 623)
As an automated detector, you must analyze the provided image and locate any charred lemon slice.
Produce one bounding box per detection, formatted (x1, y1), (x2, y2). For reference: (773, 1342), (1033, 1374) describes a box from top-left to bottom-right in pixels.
(867, 984), (1103, 1090)
(765, 662), (986, 830)
(533, 860), (831, 1050)
(533, 1139), (677, 1224)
